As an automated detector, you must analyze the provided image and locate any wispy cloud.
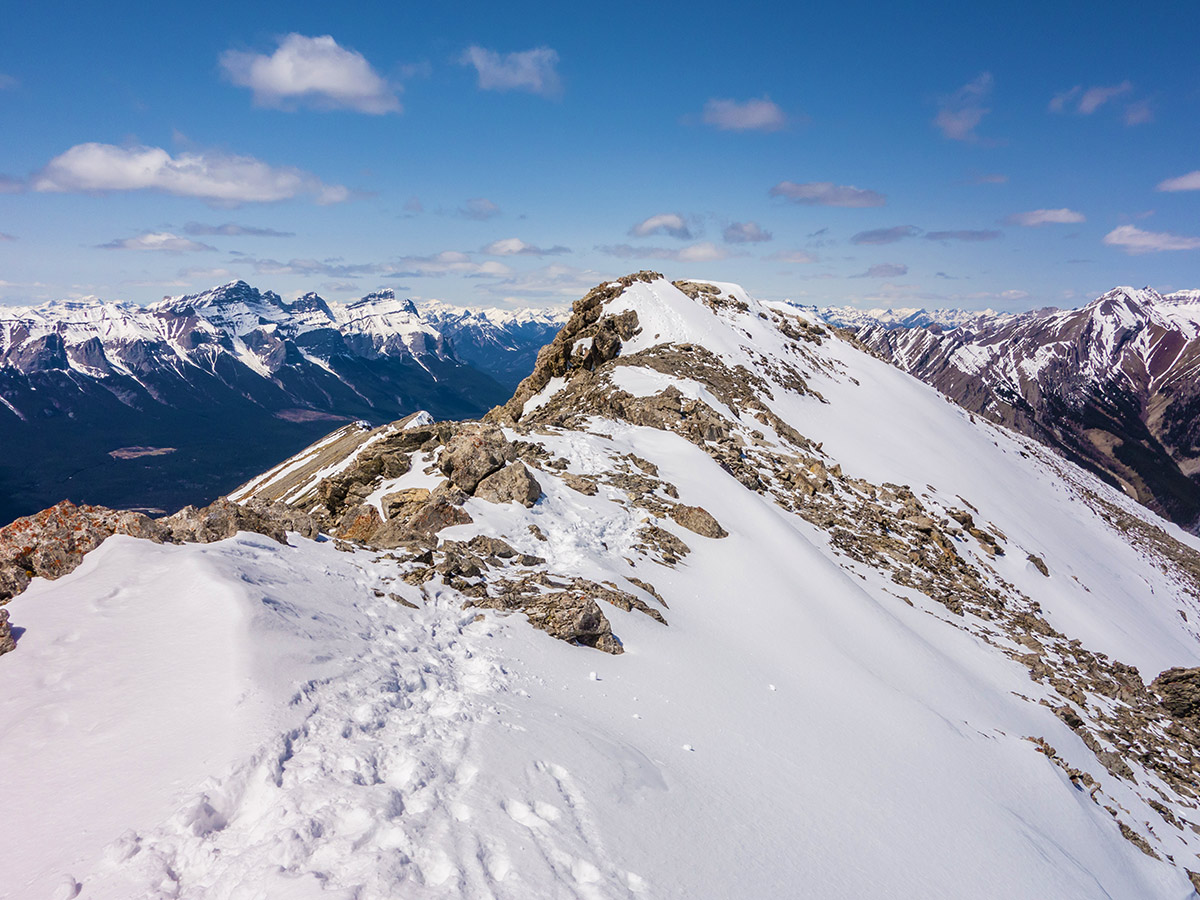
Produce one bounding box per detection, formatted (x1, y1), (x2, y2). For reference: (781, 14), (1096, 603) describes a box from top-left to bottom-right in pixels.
(769, 181), (886, 208)
(851, 225), (920, 245)
(924, 229), (1002, 242)
(98, 232), (217, 253)
(0, 232), (16, 242)
(702, 96), (786, 132)
(458, 197), (502, 220)
(1103, 225), (1200, 254)
(1123, 100), (1153, 125)
(241, 256), (383, 278)
(630, 213), (693, 240)
(459, 46), (561, 97)
(851, 263), (908, 278)
(32, 143), (349, 206)
(0, 73), (17, 90)
(389, 251), (513, 278)
(934, 72), (993, 142)
(1050, 81), (1131, 115)
(476, 264), (603, 301)
(765, 250), (819, 264)
(599, 242), (731, 262)
(0, 174), (24, 194)
(221, 34), (401, 114)
(482, 237), (570, 256)
(722, 221), (772, 243)
(1003, 208), (1085, 226)
(1157, 170), (1200, 192)
(967, 173), (1008, 185)
(184, 222), (295, 237)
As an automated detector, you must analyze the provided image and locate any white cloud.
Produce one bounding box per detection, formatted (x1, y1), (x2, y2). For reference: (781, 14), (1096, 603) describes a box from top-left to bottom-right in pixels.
(184, 222), (295, 237)
(1103, 225), (1200, 254)
(1051, 82), (1139, 119)
(630, 213), (692, 239)
(702, 96), (786, 132)
(482, 238), (570, 256)
(1123, 100), (1153, 125)
(599, 242), (730, 263)
(1157, 170), (1200, 192)
(765, 250), (819, 264)
(769, 181), (886, 207)
(1003, 208), (1085, 227)
(459, 198), (502, 220)
(33, 143), (349, 206)
(98, 232), (216, 252)
(220, 34), (400, 114)
(722, 221), (772, 243)
(968, 173), (1008, 185)
(851, 263), (909, 278)
(477, 264), (604, 301)
(459, 46), (561, 97)
(934, 72), (993, 142)
(389, 251), (513, 278)
(1078, 82), (1132, 114)
(851, 226), (920, 245)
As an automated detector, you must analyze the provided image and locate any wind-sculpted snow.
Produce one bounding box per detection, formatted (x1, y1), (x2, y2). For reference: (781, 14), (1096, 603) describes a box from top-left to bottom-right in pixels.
(5, 273), (1200, 898)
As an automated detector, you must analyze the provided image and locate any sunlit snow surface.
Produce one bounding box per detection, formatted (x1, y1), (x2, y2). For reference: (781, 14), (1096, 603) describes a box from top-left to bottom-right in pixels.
(4, 277), (1200, 899)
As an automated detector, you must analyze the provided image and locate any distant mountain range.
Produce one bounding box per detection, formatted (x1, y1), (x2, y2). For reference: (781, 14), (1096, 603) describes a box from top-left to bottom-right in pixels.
(0, 281), (565, 522)
(828, 287), (1200, 532)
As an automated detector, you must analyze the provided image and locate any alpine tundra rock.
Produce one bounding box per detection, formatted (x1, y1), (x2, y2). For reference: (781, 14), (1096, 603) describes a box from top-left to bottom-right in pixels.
(8, 273), (1200, 898)
(845, 287), (1200, 532)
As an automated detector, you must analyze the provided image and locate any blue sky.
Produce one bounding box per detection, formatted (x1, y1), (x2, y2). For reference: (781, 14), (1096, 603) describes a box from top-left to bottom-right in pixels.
(2, 0), (1199, 311)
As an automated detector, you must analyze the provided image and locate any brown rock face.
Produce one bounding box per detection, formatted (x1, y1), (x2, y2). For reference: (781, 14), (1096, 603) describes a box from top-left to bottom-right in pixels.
(0, 609), (15, 656)
(475, 462), (543, 507)
(0, 497), (319, 610)
(0, 501), (167, 603)
(1152, 667), (1200, 719)
(669, 504), (728, 538)
(438, 424), (515, 493)
(165, 498), (318, 545)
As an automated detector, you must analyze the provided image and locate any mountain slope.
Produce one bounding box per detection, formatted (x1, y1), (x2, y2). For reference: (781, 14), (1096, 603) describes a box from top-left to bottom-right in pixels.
(4, 273), (1200, 898)
(849, 287), (1200, 531)
(0, 283), (565, 522)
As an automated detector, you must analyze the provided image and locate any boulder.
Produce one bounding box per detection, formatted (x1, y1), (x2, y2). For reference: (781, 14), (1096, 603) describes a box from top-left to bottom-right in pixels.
(669, 504), (728, 539)
(0, 609), (14, 656)
(438, 424), (515, 493)
(333, 504), (384, 544)
(1152, 667), (1200, 719)
(381, 488), (432, 520)
(475, 462), (543, 507)
(0, 501), (167, 603)
(164, 498), (317, 545)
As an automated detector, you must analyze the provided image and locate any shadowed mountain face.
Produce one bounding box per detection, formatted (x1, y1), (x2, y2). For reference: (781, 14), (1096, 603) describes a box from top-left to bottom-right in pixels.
(0, 281), (565, 523)
(847, 287), (1200, 531)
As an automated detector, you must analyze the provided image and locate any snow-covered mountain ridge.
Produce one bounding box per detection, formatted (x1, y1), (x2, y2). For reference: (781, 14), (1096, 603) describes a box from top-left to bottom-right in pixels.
(0, 281), (566, 523)
(5, 273), (1200, 898)
(841, 286), (1200, 531)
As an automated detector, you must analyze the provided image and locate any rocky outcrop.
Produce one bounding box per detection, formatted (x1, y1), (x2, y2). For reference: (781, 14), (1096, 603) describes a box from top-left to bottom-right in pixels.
(487, 271), (653, 425)
(438, 424), (516, 493)
(0, 609), (15, 656)
(669, 504), (728, 538)
(164, 498), (318, 545)
(0, 501), (167, 603)
(1152, 667), (1200, 720)
(0, 497), (319, 609)
(475, 462), (542, 507)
